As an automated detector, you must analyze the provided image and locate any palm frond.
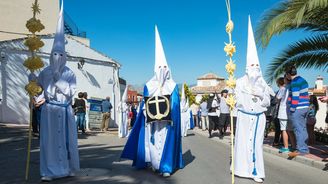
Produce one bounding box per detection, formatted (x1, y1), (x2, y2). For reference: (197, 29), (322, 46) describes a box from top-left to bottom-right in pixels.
(265, 34), (328, 82)
(256, 0), (328, 48)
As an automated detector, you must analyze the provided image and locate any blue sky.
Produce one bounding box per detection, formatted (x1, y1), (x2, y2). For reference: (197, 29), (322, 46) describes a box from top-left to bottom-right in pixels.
(65, 0), (326, 87)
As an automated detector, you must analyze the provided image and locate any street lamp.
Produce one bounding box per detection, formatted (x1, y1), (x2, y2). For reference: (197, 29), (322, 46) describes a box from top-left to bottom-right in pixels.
(78, 58), (85, 69)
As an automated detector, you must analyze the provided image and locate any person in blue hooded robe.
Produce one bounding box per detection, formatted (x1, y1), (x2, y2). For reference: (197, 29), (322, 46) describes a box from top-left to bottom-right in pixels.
(121, 26), (184, 177)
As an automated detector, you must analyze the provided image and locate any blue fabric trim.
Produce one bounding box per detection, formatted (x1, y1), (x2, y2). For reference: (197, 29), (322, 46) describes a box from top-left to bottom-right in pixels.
(120, 96), (147, 169)
(46, 100), (71, 160)
(189, 110), (195, 129)
(159, 86), (184, 173)
(238, 109), (263, 176)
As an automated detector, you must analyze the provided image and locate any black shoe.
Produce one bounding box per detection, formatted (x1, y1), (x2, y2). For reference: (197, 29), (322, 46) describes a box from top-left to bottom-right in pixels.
(208, 134), (212, 138)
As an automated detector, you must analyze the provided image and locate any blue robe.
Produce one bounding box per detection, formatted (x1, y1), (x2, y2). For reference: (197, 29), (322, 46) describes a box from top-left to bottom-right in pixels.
(189, 110), (195, 129)
(121, 85), (184, 174)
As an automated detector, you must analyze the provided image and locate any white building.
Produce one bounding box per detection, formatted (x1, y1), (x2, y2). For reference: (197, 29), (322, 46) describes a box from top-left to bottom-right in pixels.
(0, 35), (122, 127)
(190, 73), (226, 103)
(309, 75), (327, 130)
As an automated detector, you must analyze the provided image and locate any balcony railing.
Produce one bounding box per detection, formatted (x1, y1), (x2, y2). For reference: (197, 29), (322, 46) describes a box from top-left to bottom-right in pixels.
(64, 11), (86, 38)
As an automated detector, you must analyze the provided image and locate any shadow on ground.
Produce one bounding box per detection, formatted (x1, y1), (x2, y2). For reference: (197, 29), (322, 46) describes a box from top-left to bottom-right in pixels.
(0, 125), (194, 184)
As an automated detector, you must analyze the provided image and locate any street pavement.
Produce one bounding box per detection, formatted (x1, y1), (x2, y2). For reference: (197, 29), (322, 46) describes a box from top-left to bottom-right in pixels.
(1, 125), (328, 184)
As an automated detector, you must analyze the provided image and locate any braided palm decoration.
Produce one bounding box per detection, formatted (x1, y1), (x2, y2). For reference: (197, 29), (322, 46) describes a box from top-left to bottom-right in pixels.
(24, 0), (45, 180)
(224, 1), (237, 183)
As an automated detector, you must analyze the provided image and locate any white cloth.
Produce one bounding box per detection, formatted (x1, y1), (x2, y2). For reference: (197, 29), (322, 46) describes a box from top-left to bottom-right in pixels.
(180, 90), (190, 137)
(144, 117), (169, 170)
(83, 99), (90, 130)
(277, 86), (288, 120)
(233, 75), (271, 179)
(38, 66), (79, 178)
(117, 102), (129, 138)
(208, 99), (219, 116)
(181, 108), (191, 137)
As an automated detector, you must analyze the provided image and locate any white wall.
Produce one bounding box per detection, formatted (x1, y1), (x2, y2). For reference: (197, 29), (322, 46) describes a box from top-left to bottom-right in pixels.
(197, 79), (219, 87)
(0, 37), (121, 126)
(0, 50), (30, 124)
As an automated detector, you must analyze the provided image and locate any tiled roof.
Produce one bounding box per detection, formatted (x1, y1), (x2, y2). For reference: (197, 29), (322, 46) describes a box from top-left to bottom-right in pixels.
(197, 73), (225, 80)
(190, 82), (226, 94)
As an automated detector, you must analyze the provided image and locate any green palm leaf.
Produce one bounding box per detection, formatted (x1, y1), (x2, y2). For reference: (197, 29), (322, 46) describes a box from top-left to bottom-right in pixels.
(265, 34), (328, 82)
(256, 0), (328, 48)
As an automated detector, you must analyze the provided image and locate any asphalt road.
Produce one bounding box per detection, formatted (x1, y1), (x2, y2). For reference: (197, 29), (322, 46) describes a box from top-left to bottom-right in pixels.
(1, 126), (327, 184)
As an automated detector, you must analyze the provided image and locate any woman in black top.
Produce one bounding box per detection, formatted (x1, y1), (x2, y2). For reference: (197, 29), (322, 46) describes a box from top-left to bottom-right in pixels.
(73, 92), (86, 133)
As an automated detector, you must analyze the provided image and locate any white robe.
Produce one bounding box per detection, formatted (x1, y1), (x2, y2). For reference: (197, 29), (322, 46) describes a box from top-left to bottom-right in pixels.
(38, 66), (80, 178)
(145, 119), (169, 170)
(234, 75), (270, 179)
(118, 102), (129, 138)
(180, 103), (190, 137)
(187, 108), (192, 129)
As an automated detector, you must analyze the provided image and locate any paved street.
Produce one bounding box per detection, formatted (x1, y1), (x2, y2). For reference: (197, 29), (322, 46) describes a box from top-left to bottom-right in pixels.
(1, 125), (327, 184)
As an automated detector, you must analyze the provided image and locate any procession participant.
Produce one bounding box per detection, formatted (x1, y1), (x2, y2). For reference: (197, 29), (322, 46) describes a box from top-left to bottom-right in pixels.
(180, 84), (191, 137)
(118, 86), (129, 138)
(207, 94), (220, 138)
(38, 1), (79, 181)
(121, 26), (184, 177)
(233, 17), (271, 183)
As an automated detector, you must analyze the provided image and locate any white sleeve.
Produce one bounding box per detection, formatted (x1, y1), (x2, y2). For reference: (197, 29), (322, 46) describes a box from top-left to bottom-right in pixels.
(276, 88), (284, 100)
(260, 86), (271, 108)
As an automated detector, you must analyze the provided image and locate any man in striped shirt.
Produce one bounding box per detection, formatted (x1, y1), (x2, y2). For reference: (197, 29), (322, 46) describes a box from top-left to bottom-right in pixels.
(285, 65), (310, 157)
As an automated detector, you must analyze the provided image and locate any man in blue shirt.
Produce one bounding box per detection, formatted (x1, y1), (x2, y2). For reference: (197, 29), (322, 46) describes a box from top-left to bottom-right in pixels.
(101, 96), (113, 131)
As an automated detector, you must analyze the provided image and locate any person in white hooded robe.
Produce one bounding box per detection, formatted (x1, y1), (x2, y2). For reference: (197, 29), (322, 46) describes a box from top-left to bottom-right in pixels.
(180, 84), (191, 137)
(233, 17), (271, 183)
(37, 1), (79, 181)
(117, 86), (129, 138)
(121, 26), (184, 177)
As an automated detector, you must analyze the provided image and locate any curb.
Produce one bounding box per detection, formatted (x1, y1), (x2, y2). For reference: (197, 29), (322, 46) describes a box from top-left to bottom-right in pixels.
(191, 129), (327, 171)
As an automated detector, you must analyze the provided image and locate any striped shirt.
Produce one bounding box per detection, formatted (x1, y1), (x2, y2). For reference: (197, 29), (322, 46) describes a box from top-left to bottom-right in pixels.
(287, 76), (309, 112)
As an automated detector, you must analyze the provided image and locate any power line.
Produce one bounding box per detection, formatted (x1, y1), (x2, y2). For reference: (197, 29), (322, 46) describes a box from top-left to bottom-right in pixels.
(0, 30), (34, 36)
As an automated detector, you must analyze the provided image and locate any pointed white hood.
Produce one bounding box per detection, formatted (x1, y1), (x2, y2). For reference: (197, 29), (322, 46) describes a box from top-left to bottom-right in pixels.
(146, 25), (176, 96)
(244, 16), (270, 92)
(180, 84), (189, 112)
(50, 1), (67, 81)
(246, 16), (262, 87)
(246, 16), (260, 68)
(122, 85), (128, 103)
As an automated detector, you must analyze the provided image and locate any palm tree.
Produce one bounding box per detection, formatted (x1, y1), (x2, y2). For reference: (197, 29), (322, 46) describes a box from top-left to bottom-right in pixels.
(256, 0), (328, 82)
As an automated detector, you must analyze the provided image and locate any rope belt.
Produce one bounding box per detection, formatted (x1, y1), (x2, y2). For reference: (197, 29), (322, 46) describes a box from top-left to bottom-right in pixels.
(238, 109), (264, 176)
(47, 100), (71, 160)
